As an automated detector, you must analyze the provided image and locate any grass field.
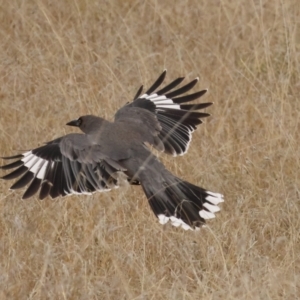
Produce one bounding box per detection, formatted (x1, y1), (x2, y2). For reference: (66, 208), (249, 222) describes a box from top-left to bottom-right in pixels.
(0, 0), (299, 299)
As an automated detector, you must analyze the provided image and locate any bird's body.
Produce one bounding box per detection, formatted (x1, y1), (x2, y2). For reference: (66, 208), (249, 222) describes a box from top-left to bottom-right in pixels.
(1, 71), (224, 230)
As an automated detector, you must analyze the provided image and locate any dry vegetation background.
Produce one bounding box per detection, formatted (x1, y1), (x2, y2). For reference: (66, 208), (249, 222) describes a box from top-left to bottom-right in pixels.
(0, 0), (299, 299)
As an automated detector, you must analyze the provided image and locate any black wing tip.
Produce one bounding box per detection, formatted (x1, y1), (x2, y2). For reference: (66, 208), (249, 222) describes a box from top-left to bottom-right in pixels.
(158, 69), (167, 82)
(0, 160), (24, 170)
(133, 85), (144, 101)
(184, 102), (213, 110)
(197, 102), (213, 109)
(200, 112), (211, 117)
(22, 178), (42, 199)
(190, 77), (199, 84)
(1, 154), (23, 160)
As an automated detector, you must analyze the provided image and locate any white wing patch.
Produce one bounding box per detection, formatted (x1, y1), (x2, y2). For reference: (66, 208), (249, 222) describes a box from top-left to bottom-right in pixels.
(141, 93), (181, 110)
(21, 151), (47, 179)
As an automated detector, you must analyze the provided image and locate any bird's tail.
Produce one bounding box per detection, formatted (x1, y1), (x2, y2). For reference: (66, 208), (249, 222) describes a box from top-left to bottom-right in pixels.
(140, 169), (224, 230)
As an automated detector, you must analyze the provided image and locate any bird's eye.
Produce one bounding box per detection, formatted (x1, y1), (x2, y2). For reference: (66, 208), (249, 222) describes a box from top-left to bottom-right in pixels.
(77, 118), (83, 126)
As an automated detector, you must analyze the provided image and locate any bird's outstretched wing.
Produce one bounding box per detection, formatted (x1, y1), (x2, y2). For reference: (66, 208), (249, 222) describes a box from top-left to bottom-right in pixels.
(116, 70), (212, 156)
(1, 134), (126, 199)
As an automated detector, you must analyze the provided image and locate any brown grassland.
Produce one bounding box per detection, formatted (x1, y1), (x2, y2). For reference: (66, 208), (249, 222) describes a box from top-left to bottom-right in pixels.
(0, 0), (299, 299)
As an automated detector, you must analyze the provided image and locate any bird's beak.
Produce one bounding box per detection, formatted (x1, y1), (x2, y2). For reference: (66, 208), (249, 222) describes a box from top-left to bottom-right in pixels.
(66, 119), (80, 127)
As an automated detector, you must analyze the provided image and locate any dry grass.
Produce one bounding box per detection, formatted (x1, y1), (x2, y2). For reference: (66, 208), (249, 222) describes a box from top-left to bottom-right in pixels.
(0, 0), (299, 299)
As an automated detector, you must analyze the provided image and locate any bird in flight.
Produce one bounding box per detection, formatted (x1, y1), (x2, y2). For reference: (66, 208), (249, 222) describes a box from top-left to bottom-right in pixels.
(1, 70), (223, 230)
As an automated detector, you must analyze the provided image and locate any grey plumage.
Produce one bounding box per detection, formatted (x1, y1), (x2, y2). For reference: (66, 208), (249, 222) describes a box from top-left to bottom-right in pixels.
(1, 70), (224, 230)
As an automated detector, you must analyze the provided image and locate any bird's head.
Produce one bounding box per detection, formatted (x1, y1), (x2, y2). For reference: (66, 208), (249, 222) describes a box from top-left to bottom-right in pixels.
(66, 115), (105, 134)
